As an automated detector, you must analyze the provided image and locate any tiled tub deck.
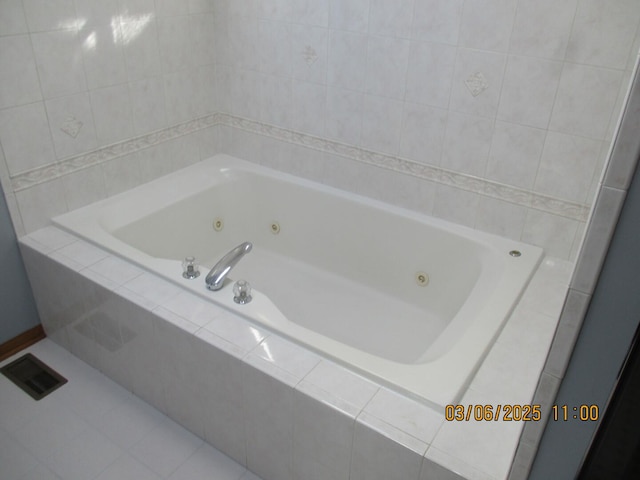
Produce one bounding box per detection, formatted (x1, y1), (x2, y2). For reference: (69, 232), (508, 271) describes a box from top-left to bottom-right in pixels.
(19, 226), (571, 480)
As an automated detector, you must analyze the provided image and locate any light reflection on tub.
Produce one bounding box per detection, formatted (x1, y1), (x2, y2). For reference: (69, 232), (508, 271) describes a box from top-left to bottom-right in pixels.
(54, 154), (543, 408)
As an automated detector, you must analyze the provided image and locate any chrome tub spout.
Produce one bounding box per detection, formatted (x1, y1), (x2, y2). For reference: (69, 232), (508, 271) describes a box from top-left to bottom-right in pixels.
(205, 241), (253, 291)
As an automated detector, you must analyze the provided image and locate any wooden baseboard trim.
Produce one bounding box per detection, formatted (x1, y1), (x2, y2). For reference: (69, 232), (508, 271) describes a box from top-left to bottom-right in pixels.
(0, 325), (46, 362)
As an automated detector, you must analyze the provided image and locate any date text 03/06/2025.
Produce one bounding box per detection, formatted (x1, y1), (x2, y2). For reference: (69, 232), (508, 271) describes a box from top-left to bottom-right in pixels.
(444, 404), (600, 422)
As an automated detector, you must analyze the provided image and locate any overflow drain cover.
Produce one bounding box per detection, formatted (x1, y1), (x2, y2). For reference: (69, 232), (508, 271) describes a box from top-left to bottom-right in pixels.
(1, 353), (67, 400)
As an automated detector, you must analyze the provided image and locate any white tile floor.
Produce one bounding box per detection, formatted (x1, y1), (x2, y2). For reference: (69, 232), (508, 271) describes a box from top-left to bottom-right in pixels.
(0, 339), (263, 480)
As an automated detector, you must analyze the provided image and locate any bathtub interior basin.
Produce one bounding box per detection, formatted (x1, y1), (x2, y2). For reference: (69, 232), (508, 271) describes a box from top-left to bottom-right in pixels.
(53, 154), (543, 407)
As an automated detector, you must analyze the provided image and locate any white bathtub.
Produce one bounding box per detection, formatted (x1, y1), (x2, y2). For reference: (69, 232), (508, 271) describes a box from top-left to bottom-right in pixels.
(53, 154), (542, 408)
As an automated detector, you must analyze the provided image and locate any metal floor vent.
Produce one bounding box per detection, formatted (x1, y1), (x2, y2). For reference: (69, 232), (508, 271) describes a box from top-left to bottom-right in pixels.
(1, 353), (67, 400)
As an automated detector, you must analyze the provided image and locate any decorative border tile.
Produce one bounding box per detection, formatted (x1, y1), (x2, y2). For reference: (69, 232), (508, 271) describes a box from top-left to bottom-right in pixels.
(10, 113), (590, 222)
(10, 114), (220, 191)
(219, 114), (590, 222)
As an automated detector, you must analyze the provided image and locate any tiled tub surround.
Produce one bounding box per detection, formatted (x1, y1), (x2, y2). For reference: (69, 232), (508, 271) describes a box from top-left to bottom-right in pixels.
(0, 0), (219, 232)
(51, 154), (543, 408)
(3, 0), (640, 259)
(8, 112), (590, 260)
(0, 1), (637, 477)
(507, 55), (640, 479)
(214, 0), (638, 201)
(212, 0), (640, 255)
(20, 226), (572, 480)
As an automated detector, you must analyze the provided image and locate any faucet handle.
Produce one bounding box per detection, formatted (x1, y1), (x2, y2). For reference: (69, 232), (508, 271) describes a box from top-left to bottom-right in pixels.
(233, 279), (252, 304)
(182, 256), (200, 279)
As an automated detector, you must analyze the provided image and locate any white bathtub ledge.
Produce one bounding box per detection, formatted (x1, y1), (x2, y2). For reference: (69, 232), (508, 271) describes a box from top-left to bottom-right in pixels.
(497, 304), (560, 357)
(244, 351), (301, 388)
(123, 272), (183, 308)
(24, 225), (77, 252)
(363, 388), (443, 445)
(153, 306), (200, 335)
(49, 250), (85, 272)
(79, 267), (120, 293)
(203, 313), (269, 353)
(56, 239), (110, 269)
(88, 255), (145, 286)
(518, 258), (573, 318)
(295, 379), (363, 419)
(250, 335), (322, 381)
(469, 310), (553, 405)
(195, 328), (247, 361)
(19, 234), (55, 255)
(161, 290), (227, 328)
(302, 360), (380, 412)
(114, 285), (157, 311)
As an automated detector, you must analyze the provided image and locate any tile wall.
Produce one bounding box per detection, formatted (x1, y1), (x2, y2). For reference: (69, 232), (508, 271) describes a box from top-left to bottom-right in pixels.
(1, 0), (640, 260)
(507, 52), (640, 480)
(213, 0), (640, 258)
(0, 0), (218, 234)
